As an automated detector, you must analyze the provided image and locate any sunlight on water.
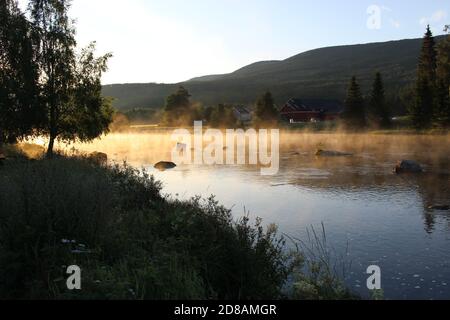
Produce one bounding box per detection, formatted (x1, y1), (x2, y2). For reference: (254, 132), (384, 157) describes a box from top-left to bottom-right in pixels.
(56, 131), (450, 300)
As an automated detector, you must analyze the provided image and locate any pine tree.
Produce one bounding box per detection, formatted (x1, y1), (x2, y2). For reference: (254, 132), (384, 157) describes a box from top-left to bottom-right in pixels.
(410, 25), (437, 129)
(418, 25), (437, 82)
(434, 80), (450, 126)
(435, 29), (450, 127)
(255, 91), (278, 125)
(369, 72), (390, 128)
(342, 76), (366, 129)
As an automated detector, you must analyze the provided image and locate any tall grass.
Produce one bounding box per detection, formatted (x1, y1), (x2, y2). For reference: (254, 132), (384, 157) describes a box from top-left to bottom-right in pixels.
(0, 156), (297, 299)
(287, 224), (358, 300)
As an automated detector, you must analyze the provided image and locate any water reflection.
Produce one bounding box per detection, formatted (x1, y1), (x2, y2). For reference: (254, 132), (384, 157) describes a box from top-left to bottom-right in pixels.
(58, 132), (450, 299)
(277, 154), (450, 235)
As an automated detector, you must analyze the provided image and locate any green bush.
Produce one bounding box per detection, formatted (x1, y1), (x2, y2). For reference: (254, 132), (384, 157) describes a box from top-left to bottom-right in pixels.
(0, 157), (297, 299)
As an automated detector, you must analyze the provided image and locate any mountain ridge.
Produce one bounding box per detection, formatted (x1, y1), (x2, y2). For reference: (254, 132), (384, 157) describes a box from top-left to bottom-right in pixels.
(102, 36), (445, 111)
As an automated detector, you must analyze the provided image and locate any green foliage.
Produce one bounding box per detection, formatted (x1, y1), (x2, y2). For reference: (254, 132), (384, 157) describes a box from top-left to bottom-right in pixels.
(60, 43), (114, 142)
(0, 157), (297, 300)
(124, 108), (159, 124)
(290, 224), (358, 300)
(208, 104), (238, 128)
(411, 78), (434, 129)
(163, 86), (193, 126)
(396, 84), (416, 116)
(410, 26), (438, 129)
(435, 33), (450, 127)
(370, 289), (385, 301)
(342, 77), (366, 129)
(28, 0), (113, 156)
(0, 0), (40, 144)
(434, 80), (450, 126)
(368, 72), (391, 128)
(255, 91), (278, 126)
(418, 26), (437, 82)
(162, 87), (243, 128)
(102, 37), (444, 112)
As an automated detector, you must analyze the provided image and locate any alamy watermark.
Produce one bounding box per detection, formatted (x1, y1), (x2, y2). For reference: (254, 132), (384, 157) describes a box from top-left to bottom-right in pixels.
(367, 5), (400, 30)
(367, 5), (382, 30)
(170, 121), (280, 176)
(66, 265), (81, 290)
(367, 265), (382, 290)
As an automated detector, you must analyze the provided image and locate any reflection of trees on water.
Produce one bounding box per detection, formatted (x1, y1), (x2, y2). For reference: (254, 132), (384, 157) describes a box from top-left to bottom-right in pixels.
(276, 155), (450, 235)
(72, 132), (450, 235)
(415, 174), (450, 234)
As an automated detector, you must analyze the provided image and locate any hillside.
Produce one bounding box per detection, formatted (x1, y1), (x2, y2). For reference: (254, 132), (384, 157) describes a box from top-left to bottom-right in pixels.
(102, 36), (444, 111)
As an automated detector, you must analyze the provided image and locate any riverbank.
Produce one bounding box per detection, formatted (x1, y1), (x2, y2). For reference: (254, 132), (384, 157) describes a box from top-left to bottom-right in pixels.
(111, 121), (450, 137)
(0, 149), (356, 300)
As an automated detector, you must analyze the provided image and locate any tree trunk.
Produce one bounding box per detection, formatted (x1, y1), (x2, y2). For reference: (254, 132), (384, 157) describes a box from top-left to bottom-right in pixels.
(47, 101), (57, 158)
(46, 134), (55, 158)
(0, 129), (4, 156)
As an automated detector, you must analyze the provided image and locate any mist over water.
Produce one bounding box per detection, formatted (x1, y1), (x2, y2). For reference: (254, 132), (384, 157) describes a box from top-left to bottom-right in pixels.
(56, 131), (450, 300)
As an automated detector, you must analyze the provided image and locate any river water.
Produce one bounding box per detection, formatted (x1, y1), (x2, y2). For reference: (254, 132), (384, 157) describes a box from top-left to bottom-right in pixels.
(61, 132), (450, 300)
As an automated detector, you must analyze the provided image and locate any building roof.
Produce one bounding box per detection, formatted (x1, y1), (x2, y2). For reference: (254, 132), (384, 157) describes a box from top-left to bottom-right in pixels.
(283, 98), (343, 114)
(234, 105), (251, 115)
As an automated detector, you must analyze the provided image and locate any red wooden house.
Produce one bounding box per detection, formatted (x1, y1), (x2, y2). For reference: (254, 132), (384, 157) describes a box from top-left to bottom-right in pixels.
(280, 98), (343, 123)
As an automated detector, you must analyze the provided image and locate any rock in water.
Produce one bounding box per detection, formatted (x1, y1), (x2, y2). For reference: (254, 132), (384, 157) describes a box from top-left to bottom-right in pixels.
(394, 160), (423, 174)
(89, 152), (108, 166)
(0, 153), (5, 165)
(316, 149), (353, 157)
(154, 161), (177, 171)
(428, 205), (450, 211)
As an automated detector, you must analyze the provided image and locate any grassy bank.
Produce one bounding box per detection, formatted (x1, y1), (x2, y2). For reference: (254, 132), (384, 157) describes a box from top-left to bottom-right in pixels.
(0, 151), (356, 300)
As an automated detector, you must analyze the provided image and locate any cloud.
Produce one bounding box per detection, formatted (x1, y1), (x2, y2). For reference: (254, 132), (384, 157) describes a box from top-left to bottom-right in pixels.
(420, 9), (447, 26)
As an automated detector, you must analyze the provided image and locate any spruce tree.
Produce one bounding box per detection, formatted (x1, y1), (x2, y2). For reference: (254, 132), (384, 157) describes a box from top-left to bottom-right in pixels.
(410, 25), (437, 129)
(435, 29), (450, 127)
(255, 91), (278, 125)
(342, 76), (366, 129)
(418, 25), (437, 82)
(369, 72), (390, 128)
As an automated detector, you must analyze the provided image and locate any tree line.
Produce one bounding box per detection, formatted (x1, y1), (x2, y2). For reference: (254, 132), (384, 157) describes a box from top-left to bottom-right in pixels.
(0, 0), (113, 157)
(342, 25), (450, 130)
(162, 26), (450, 131)
(161, 86), (279, 128)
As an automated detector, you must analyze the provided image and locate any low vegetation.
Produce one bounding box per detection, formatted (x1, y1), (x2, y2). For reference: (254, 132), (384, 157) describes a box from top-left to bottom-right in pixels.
(0, 151), (358, 300)
(0, 154), (289, 299)
(288, 225), (358, 300)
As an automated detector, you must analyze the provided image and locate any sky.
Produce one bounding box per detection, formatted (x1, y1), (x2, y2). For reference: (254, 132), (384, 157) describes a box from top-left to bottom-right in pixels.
(17, 0), (450, 85)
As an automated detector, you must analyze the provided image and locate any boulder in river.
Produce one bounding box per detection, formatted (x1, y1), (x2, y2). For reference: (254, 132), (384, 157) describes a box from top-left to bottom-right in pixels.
(394, 160), (423, 174)
(154, 161), (177, 171)
(428, 205), (450, 211)
(315, 149), (353, 157)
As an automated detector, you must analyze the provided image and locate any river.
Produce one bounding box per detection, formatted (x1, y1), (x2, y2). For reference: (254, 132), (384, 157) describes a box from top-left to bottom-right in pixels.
(59, 132), (450, 300)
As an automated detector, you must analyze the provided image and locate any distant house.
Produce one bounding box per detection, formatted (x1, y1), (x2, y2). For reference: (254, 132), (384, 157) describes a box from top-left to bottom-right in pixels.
(233, 106), (252, 122)
(280, 98), (343, 123)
